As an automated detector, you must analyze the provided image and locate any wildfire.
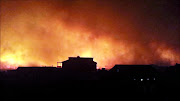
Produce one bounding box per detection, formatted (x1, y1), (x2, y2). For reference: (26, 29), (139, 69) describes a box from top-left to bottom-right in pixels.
(1, 0), (180, 70)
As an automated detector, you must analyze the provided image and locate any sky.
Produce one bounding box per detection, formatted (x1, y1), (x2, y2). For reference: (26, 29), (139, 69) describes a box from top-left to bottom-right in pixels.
(1, 0), (180, 70)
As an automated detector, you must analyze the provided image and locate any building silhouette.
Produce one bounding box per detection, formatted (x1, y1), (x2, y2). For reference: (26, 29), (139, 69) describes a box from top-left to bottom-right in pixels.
(110, 65), (157, 81)
(1, 60), (180, 100)
(61, 56), (97, 72)
(17, 67), (57, 72)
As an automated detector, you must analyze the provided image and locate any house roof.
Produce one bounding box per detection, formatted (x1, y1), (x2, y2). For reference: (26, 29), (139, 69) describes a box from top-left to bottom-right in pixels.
(17, 67), (57, 71)
(61, 56), (96, 63)
(111, 64), (157, 72)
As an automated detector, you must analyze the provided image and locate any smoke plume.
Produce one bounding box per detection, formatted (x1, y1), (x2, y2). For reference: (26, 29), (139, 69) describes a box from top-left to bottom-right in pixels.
(1, 0), (180, 70)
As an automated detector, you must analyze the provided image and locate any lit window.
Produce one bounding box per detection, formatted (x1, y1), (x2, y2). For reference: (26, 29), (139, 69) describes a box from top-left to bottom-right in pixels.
(147, 78), (149, 80)
(141, 79), (143, 81)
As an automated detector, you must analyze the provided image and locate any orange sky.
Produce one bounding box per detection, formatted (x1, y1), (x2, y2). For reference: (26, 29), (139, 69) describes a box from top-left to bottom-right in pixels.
(1, 0), (180, 70)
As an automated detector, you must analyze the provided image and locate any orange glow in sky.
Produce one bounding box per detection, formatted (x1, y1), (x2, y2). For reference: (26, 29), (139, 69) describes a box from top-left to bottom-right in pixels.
(1, 0), (180, 70)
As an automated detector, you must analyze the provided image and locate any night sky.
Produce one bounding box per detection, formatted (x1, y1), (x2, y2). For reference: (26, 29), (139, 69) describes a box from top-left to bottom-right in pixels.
(1, 0), (180, 70)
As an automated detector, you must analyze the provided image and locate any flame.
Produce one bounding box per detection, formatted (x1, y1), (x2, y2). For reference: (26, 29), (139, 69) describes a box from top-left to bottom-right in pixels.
(81, 50), (92, 57)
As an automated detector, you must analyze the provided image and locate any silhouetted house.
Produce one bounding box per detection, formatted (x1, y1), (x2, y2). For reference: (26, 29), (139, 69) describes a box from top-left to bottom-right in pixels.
(163, 63), (180, 87)
(110, 65), (157, 81)
(165, 63), (180, 74)
(97, 68), (107, 73)
(17, 67), (57, 72)
(175, 63), (180, 72)
(61, 56), (97, 72)
(176, 63), (180, 67)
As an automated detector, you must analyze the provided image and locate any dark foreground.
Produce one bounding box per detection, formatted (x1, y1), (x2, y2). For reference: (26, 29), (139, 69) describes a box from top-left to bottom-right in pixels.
(1, 66), (180, 101)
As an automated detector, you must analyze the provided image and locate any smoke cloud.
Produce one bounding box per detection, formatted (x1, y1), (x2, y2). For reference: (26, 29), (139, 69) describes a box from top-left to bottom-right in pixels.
(1, 0), (180, 70)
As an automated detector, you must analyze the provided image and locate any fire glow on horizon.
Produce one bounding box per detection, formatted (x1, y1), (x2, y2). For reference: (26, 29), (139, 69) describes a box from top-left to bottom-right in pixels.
(1, 0), (180, 70)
